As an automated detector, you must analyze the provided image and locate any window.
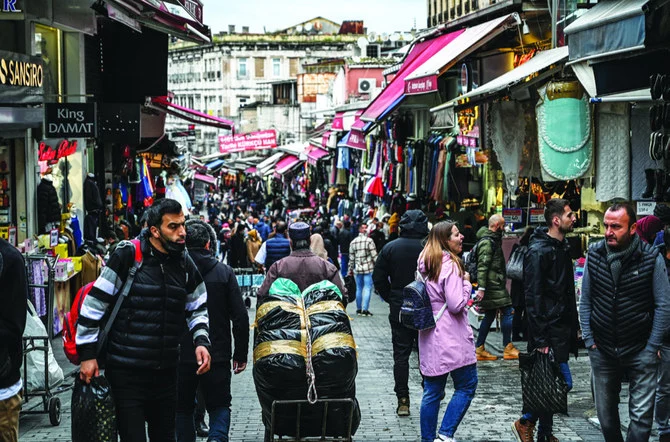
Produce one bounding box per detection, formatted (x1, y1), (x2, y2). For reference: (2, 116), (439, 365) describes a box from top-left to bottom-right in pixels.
(272, 58), (281, 77)
(238, 57), (248, 78)
(289, 58), (299, 77)
(366, 45), (380, 58)
(255, 58), (265, 78)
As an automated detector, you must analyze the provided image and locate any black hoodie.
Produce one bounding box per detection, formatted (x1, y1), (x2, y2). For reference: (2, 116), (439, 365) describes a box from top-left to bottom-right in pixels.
(180, 248), (249, 364)
(0, 239), (27, 389)
(373, 210), (428, 323)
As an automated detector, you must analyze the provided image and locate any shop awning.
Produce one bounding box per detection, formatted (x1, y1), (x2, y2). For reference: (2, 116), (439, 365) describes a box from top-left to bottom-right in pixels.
(590, 88), (653, 103)
(257, 152), (285, 171)
(148, 97), (234, 130)
(405, 13), (521, 96)
(431, 46), (569, 112)
(277, 142), (309, 157)
(331, 112), (345, 131)
(244, 166), (257, 174)
(303, 145), (330, 165)
(206, 159), (225, 170)
(274, 155), (303, 175)
(342, 110), (363, 131)
(194, 173), (216, 184)
(564, 0), (669, 63)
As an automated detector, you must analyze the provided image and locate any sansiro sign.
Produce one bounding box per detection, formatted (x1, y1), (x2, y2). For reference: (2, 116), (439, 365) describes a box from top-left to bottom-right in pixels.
(0, 50), (43, 104)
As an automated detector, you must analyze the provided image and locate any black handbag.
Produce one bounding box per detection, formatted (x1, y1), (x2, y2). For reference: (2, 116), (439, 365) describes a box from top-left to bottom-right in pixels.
(344, 275), (356, 303)
(519, 350), (569, 415)
(506, 245), (527, 282)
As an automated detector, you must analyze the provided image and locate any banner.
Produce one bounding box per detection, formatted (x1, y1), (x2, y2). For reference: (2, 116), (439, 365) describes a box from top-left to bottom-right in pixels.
(0, 50), (43, 104)
(45, 103), (96, 138)
(218, 129), (277, 153)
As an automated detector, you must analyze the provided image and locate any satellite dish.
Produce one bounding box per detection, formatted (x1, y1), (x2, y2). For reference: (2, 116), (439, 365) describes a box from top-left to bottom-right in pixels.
(367, 31), (377, 42)
(381, 33), (390, 42)
(357, 37), (369, 49)
(296, 25), (304, 33)
(305, 22), (313, 31)
(390, 32), (400, 42)
(403, 32), (413, 41)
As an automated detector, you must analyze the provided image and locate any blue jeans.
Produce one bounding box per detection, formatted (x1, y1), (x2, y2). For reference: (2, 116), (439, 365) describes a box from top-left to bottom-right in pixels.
(475, 305), (513, 348)
(355, 273), (373, 311)
(340, 254), (349, 278)
(420, 363), (478, 441)
(522, 362), (573, 437)
(589, 346), (659, 442)
(176, 407), (230, 442)
(657, 344), (670, 436)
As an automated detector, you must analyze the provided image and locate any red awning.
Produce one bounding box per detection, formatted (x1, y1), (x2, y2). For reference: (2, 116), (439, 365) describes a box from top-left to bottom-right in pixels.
(321, 130), (332, 149)
(303, 145), (330, 166)
(149, 96), (234, 130)
(331, 112), (344, 131)
(274, 155), (303, 175)
(244, 166), (257, 174)
(194, 173), (216, 184)
(359, 29), (466, 123)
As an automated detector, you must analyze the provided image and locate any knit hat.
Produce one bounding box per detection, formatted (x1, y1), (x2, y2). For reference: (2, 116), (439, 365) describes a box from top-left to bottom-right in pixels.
(185, 219), (216, 249)
(289, 222), (311, 241)
(636, 215), (664, 244)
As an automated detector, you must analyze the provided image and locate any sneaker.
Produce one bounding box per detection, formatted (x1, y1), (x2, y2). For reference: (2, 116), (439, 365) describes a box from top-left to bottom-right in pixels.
(476, 345), (498, 361)
(362, 310), (373, 316)
(356, 310), (362, 316)
(511, 419), (535, 442)
(396, 397), (410, 416)
(503, 343), (520, 360)
(434, 436), (457, 442)
(537, 435), (559, 442)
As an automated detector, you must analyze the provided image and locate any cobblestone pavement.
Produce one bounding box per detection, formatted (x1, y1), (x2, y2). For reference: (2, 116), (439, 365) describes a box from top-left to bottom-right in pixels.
(20, 295), (645, 441)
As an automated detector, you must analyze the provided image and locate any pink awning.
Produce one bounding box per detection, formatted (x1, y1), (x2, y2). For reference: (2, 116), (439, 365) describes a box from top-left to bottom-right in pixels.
(344, 129), (366, 150)
(331, 112), (344, 131)
(244, 166), (257, 174)
(359, 29), (466, 123)
(304, 146), (330, 166)
(194, 173), (216, 184)
(274, 155), (302, 175)
(150, 96), (234, 130)
(321, 130), (332, 148)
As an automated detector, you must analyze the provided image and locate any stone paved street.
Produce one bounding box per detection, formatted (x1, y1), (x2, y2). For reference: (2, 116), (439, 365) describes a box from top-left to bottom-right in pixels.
(20, 294), (644, 441)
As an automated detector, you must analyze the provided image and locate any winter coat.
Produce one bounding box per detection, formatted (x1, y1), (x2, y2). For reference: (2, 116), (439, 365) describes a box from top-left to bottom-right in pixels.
(418, 252), (476, 377)
(246, 233), (262, 265)
(84, 176), (104, 213)
(257, 249), (347, 305)
(179, 249), (248, 364)
(256, 221), (271, 242)
(338, 228), (353, 254)
(265, 234), (291, 269)
(228, 232), (247, 268)
(475, 227), (512, 310)
(0, 239), (27, 389)
(37, 178), (61, 233)
(524, 227), (578, 362)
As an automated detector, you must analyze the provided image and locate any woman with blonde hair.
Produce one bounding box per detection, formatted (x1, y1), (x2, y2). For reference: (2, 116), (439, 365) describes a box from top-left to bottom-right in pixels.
(418, 221), (477, 442)
(310, 233), (329, 261)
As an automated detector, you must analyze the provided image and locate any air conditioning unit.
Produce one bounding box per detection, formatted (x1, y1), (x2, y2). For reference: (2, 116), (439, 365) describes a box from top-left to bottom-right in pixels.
(358, 78), (376, 94)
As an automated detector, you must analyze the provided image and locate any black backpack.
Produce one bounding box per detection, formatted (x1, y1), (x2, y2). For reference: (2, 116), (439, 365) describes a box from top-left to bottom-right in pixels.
(464, 237), (495, 284)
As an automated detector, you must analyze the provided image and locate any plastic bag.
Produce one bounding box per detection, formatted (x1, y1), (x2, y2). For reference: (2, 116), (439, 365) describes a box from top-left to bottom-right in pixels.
(344, 275), (356, 303)
(22, 301), (64, 392)
(519, 351), (569, 415)
(71, 376), (118, 442)
(506, 245), (527, 282)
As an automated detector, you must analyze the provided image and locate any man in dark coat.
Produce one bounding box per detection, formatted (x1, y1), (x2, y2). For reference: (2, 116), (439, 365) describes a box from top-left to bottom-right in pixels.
(372, 210), (428, 417)
(0, 238), (27, 442)
(338, 220), (354, 278)
(176, 220), (249, 442)
(256, 222), (346, 304)
(512, 198), (579, 442)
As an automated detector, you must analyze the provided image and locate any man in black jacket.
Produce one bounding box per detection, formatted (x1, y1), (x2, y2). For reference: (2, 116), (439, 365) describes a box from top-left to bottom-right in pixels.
(0, 238), (27, 442)
(580, 202), (670, 442)
(78, 198), (211, 442)
(372, 210), (428, 417)
(176, 220), (249, 442)
(338, 220), (354, 278)
(512, 198), (578, 442)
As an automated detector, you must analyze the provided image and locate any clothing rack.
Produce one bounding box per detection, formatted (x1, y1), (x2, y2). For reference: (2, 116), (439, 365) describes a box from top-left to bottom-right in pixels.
(25, 254), (57, 340)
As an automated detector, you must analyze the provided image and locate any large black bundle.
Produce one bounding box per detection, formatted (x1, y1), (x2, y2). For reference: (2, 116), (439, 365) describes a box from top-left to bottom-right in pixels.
(71, 376), (117, 442)
(253, 279), (360, 437)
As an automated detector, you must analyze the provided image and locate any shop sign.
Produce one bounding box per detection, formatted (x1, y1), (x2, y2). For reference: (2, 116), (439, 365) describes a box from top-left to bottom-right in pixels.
(456, 135), (478, 148)
(346, 129), (366, 150)
(174, 0), (203, 24)
(38, 139), (78, 163)
(529, 208), (545, 224)
(637, 201), (656, 216)
(503, 208), (523, 224)
(45, 103), (96, 138)
(0, 50), (43, 104)
(405, 75), (438, 95)
(2, 0), (21, 12)
(218, 129), (277, 153)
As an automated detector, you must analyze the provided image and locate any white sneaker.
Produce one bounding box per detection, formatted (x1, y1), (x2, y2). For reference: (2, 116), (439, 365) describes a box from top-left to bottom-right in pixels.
(434, 436), (456, 442)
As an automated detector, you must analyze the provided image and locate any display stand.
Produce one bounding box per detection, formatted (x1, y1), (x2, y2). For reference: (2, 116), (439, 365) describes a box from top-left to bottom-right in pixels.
(25, 254), (57, 340)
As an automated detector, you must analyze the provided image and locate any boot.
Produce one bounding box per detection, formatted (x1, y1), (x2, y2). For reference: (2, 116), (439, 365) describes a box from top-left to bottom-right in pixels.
(655, 169), (666, 202)
(512, 419), (535, 442)
(643, 169), (656, 198)
(503, 343), (520, 360)
(476, 345), (498, 361)
(396, 397), (410, 416)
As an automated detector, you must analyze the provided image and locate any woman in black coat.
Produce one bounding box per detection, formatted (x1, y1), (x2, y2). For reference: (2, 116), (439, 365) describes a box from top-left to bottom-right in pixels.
(510, 227), (533, 341)
(227, 225), (248, 269)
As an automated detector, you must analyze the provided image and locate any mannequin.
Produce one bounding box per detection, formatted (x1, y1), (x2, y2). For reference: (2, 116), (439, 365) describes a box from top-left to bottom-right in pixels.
(37, 168), (62, 234)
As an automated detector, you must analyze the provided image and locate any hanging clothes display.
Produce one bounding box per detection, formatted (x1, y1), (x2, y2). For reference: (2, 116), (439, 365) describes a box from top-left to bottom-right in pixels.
(490, 101), (524, 195)
(30, 260), (47, 317)
(595, 103), (630, 201)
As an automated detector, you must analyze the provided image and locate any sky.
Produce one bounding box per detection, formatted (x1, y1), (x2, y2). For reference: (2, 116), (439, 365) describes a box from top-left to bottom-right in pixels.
(203, 0), (428, 35)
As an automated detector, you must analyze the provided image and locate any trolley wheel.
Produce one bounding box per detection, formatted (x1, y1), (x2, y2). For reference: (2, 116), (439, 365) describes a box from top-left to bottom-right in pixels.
(48, 396), (61, 426)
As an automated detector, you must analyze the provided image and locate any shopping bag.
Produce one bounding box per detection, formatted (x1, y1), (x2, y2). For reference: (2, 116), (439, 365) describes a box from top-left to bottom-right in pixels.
(22, 301), (64, 392)
(519, 351), (569, 415)
(344, 274), (356, 303)
(71, 376), (117, 442)
(506, 245), (527, 281)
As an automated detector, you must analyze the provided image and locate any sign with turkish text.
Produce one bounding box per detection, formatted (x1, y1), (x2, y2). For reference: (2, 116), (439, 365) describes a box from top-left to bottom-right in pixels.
(0, 50), (43, 104)
(38, 139), (78, 163)
(45, 103), (96, 138)
(637, 201), (656, 216)
(405, 75), (438, 95)
(503, 208), (523, 224)
(529, 208), (545, 224)
(219, 129), (277, 153)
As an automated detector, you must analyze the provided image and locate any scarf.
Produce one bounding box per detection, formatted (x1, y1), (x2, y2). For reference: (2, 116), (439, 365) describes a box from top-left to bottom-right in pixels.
(606, 233), (640, 284)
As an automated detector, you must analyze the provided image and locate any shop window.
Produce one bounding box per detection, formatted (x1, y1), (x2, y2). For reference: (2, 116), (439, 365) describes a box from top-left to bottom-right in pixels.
(34, 24), (63, 101)
(272, 58), (281, 77)
(238, 57), (248, 79)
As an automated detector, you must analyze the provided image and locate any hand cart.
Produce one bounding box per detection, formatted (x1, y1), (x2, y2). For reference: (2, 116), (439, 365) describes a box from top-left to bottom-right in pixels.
(21, 336), (73, 426)
(233, 267), (263, 308)
(264, 398), (356, 442)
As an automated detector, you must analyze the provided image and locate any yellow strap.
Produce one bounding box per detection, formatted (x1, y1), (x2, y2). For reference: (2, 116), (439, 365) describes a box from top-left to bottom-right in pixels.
(306, 301), (345, 316)
(311, 332), (356, 356)
(253, 340), (306, 363)
(255, 300), (305, 329)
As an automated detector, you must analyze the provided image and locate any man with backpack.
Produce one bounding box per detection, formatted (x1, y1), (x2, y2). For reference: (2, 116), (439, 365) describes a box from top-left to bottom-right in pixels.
(176, 220), (249, 442)
(470, 214), (519, 361)
(77, 198), (211, 442)
(372, 210), (429, 417)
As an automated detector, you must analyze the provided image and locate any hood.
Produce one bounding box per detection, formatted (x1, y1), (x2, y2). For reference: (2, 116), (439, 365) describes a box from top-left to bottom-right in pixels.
(399, 210), (428, 238)
(476, 226), (501, 240)
(248, 229), (259, 241)
(529, 226), (567, 249)
(188, 248), (219, 275)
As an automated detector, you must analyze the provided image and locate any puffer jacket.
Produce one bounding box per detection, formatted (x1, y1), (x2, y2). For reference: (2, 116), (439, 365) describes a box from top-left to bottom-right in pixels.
(524, 227), (578, 362)
(37, 178), (61, 233)
(475, 226), (512, 310)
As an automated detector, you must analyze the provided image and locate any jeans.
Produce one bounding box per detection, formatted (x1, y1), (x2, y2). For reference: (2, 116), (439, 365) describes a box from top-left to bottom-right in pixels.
(106, 366), (178, 442)
(656, 344), (670, 436)
(522, 362), (573, 437)
(340, 254), (349, 278)
(176, 362), (232, 442)
(475, 305), (513, 348)
(354, 272), (373, 311)
(420, 363), (478, 442)
(589, 346), (659, 442)
(390, 319), (418, 398)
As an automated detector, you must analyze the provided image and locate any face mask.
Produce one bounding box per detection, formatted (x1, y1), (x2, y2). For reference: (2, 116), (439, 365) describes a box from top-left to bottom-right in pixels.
(159, 232), (186, 254)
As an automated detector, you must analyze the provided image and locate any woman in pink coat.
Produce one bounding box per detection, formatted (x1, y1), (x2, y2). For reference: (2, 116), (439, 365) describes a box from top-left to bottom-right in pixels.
(417, 221), (478, 442)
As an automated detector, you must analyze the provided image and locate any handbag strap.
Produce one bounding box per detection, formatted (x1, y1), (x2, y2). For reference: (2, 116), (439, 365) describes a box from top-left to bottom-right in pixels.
(417, 269), (449, 323)
(433, 303), (448, 322)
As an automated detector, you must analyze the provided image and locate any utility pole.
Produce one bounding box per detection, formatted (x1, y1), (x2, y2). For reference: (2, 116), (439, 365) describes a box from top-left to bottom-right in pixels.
(551, 0), (559, 48)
